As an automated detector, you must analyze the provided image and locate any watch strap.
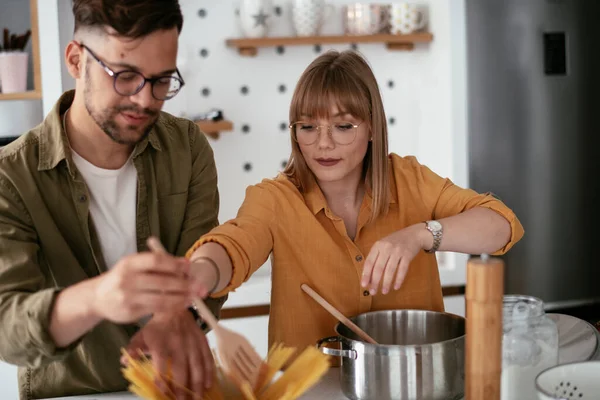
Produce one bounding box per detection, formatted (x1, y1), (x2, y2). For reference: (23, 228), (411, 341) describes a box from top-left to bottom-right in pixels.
(424, 221), (443, 253)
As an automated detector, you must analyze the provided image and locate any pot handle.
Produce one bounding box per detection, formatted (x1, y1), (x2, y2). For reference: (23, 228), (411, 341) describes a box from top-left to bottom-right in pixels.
(316, 336), (357, 360)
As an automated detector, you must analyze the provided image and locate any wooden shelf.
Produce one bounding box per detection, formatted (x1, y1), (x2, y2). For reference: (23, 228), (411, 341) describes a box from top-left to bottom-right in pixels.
(195, 120), (233, 139)
(226, 33), (433, 56)
(0, 90), (42, 101)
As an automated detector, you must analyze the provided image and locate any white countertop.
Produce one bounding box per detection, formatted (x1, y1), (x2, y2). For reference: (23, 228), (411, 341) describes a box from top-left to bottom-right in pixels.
(42, 369), (347, 400)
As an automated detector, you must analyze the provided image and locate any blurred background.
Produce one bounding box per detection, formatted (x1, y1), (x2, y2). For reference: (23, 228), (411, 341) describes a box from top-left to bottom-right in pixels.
(0, 0), (598, 397)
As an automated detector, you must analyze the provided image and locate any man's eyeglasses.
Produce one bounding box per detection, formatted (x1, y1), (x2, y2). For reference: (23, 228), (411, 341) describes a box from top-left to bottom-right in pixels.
(79, 43), (185, 101)
(289, 121), (364, 145)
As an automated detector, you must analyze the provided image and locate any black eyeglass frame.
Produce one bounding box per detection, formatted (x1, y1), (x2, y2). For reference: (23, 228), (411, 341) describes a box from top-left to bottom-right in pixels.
(78, 42), (185, 101)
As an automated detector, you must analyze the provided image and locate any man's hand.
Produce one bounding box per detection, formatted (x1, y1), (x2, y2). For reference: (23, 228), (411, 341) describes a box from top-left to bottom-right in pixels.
(123, 310), (214, 398)
(92, 251), (204, 323)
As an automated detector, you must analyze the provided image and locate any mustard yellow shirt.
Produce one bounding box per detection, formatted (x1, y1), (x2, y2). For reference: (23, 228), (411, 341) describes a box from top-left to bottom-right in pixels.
(189, 154), (524, 352)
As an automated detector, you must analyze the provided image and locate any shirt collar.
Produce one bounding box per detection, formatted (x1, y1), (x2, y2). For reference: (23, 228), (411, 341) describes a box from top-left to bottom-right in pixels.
(303, 161), (397, 215)
(37, 91), (73, 172)
(304, 180), (328, 215)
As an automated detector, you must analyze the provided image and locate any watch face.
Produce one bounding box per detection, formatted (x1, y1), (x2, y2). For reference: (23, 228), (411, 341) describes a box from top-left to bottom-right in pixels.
(429, 221), (442, 231)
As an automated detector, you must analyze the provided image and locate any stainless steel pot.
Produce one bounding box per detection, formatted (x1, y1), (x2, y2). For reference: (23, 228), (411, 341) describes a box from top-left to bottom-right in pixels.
(317, 309), (465, 400)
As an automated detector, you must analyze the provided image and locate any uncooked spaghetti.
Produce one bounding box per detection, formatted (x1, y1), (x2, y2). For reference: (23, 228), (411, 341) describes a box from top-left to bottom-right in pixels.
(122, 342), (329, 399)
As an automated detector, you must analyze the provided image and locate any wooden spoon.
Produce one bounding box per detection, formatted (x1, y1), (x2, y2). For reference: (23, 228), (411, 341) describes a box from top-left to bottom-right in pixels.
(301, 283), (378, 345)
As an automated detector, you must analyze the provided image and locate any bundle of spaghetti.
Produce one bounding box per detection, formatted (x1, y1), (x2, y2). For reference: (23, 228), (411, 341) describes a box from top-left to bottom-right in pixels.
(122, 349), (223, 400)
(259, 345), (329, 400)
(121, 342), (329, 400)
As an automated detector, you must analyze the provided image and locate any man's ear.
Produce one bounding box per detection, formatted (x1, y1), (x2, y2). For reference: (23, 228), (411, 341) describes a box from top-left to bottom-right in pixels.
(65, 41), (83, 79)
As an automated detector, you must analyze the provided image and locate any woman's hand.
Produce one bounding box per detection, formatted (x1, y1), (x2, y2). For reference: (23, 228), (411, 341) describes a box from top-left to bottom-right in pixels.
(361, 224), (430, 295)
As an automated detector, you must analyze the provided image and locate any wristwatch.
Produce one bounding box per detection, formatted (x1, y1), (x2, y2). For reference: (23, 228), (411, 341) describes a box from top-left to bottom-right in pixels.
(424, 220), (443, 253)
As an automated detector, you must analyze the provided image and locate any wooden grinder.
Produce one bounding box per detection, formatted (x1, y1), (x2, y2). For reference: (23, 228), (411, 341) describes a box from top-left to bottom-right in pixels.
(465, 254), (504, 400)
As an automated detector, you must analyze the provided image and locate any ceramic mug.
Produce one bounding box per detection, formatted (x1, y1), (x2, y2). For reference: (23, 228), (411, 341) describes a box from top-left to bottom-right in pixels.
(389, 3), (427, 34)
(238, 0), (273, 38)
(344, 3), (391, 35)
(291, 0), (334, 37)
(0, 52), (29, 93)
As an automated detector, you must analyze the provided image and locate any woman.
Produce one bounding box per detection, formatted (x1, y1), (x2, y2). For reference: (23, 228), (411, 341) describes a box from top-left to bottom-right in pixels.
(186, 50), (524, 354)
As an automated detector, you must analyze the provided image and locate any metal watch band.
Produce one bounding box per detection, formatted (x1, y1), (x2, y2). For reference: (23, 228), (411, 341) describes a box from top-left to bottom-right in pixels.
(425, 231), (442, 253)
(424, 222), (443, 253)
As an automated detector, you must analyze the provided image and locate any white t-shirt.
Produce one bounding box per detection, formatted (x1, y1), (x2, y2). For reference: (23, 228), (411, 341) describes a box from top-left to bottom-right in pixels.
(71, 150), (138, 269)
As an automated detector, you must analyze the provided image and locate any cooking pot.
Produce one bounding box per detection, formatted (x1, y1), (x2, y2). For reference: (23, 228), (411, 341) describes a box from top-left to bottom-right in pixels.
(317, 309), (465, 400)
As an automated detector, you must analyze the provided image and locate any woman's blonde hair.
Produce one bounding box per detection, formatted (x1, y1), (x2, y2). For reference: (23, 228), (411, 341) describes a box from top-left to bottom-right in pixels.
(283, 50), (390, 222)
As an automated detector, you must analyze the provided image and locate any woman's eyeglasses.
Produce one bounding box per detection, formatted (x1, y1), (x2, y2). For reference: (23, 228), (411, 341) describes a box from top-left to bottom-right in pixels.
(289, 121), (363, 145)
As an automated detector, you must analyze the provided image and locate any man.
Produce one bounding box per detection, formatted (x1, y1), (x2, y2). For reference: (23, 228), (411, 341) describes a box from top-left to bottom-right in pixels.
(0, 1), (225, 399)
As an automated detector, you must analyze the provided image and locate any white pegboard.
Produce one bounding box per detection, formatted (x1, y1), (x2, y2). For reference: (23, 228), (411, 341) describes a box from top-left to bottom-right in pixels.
(162, 0), (467, 284)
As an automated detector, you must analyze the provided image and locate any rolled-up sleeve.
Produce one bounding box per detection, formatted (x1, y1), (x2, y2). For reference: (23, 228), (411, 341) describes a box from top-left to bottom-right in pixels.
(410, 157), (524, 255)
(0, 178), (80, 367)
(186, 183), (277, 298)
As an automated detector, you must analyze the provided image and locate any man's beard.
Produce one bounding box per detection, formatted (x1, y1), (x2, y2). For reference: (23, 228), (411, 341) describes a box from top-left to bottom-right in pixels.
(84, 72), (159, 146)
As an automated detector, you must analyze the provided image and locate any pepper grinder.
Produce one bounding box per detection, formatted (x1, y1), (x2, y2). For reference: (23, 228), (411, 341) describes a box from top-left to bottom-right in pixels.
(465, 254), (504, 400)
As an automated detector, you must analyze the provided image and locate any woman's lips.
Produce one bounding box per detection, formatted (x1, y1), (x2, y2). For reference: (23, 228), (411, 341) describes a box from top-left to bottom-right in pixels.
(316, 158), (341, 167)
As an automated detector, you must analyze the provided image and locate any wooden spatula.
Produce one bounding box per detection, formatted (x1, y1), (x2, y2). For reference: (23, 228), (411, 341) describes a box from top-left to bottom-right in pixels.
(301, 283), (379, 345)
(146, 236), (268, 391)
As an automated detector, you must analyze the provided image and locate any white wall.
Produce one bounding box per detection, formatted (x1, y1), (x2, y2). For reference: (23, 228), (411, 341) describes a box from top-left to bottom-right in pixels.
(0, 362), (17, 399)
(57, 0), (76, 93)
(0, 100), (43, 138)
(38, 0), (70, 116)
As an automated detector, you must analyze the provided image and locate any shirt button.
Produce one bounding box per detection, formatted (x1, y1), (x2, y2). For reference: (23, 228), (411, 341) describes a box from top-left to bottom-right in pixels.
(355, 255), (363, 262)
(78, 194), (87, 202)
(363, 290), (370, 297)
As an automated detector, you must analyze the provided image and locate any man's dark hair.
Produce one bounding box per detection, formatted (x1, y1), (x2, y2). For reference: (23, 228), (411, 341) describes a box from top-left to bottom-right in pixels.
(72, 0), (183, 38)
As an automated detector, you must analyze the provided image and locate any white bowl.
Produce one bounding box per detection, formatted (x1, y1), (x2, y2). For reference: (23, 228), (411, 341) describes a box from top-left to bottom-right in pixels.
(536, 360), (600, 399)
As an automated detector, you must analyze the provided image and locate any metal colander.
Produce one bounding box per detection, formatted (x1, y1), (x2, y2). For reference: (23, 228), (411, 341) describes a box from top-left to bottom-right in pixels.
(535, 361), (600, 399)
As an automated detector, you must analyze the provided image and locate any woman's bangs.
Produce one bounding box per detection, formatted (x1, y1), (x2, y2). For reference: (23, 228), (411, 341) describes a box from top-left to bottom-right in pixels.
(292, 68), (371, 122)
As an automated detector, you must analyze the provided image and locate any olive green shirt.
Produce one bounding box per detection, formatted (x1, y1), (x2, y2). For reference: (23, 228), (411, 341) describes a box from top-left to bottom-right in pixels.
(0, 91), (227, 399)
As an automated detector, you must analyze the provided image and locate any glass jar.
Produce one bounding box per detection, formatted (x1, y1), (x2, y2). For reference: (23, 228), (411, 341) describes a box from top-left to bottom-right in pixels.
(501, 295), (559, 400)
